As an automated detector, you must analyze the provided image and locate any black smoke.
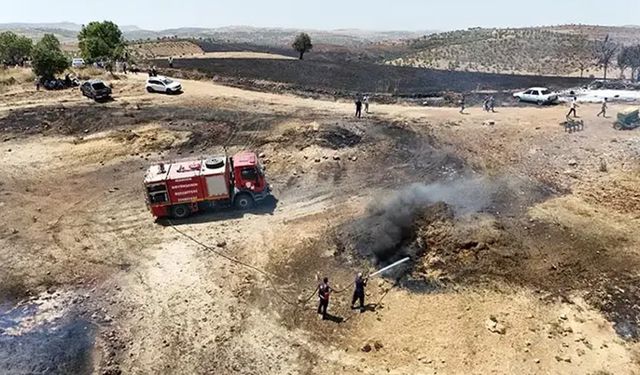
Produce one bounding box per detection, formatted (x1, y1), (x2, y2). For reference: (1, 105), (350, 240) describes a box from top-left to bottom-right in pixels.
(345, 177), (495, 266)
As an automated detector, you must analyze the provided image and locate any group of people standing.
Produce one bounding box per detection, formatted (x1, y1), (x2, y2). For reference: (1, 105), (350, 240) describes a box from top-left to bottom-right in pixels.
(459, 94), (496, 114)
(317, 273), (368, 320)
(355, 94), (370, 118)
(145, 56), (174, 77)
(483, 95), (496, 112)
(148, 66), (159, 77)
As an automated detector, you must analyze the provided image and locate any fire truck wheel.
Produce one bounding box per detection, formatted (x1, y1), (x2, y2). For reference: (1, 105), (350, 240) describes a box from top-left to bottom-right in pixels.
(171, 205), (191, 219)
(234, 194), (254, 210)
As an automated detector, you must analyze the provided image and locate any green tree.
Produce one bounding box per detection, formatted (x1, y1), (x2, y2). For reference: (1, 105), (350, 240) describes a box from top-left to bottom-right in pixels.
(0, 31), (33, 66)
(78, 21), (126, 63)
(31, 34), (68, 79)
(292, 33), (312, 60)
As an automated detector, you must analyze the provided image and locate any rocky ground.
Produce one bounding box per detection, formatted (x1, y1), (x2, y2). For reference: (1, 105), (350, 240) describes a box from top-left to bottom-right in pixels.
(0, 68), (639, 374)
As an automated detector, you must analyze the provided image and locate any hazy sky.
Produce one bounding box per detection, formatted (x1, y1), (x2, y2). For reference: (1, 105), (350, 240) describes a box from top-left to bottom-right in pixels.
(3, 0), (640, 31)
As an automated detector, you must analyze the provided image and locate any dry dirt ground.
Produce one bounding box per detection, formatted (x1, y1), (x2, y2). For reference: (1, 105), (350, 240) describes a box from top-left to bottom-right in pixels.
(1, 69), (640, 375)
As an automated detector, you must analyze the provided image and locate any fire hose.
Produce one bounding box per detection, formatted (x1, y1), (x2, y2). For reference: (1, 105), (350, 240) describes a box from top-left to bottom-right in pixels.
(168, 220), (410, 310)
(368, 257), (410, 278)
(298, 257), (411, 307)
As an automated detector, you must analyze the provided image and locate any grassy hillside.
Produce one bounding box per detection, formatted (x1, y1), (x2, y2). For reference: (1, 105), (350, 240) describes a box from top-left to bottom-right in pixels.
(387, 27), (598, 76)
(544, 25), (640, 46)
(387, 25), (640, 77)
(128, 40), (204, 59)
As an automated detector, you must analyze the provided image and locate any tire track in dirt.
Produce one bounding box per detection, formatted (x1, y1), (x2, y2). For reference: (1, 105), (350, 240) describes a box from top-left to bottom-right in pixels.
(3, 71), (640, 374)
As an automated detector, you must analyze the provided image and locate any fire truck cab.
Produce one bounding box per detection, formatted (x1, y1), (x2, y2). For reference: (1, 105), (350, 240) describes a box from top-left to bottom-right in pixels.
(144, 151), (270, 219)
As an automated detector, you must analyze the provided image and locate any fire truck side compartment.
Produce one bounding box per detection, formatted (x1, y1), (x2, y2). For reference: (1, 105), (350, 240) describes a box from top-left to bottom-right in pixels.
(166, 161), (205, 203)
(167, 176), (204, 203)
(201, 157), (231, 199)
(204, 175), (229, 197)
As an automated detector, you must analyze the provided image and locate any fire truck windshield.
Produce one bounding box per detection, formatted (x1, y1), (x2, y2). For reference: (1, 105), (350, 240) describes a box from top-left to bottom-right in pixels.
(241, 167), (258, 181)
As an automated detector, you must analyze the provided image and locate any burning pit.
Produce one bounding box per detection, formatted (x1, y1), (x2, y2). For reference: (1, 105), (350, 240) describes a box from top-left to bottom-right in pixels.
(335, 177), (499, 280)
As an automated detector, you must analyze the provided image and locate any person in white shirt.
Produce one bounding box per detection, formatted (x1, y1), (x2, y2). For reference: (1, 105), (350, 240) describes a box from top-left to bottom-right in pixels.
(566, 97), (579, 119)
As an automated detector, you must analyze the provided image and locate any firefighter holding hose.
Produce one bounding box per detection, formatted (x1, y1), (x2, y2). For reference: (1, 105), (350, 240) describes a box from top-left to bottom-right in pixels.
(317, 277), (334, 320)
(314, 258), (409, 320)
(351, 272), (368, 312)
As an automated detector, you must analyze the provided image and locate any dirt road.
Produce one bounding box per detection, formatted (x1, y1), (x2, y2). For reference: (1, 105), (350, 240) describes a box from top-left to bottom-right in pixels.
(1, 71), (639, 374)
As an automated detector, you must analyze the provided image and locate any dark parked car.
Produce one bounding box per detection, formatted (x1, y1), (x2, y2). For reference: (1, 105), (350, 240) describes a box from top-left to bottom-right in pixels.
(80, 80), (112, 101)
(41, 74), (79, 90)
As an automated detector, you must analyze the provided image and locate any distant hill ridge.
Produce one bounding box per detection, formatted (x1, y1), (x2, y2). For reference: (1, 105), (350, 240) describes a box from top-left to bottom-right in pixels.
(0, 22), (433, 46)
(0, 22), (82, 31)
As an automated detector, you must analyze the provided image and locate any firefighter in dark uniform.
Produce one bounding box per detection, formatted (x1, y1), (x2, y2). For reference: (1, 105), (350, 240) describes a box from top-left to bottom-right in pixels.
(317, 277), (333, 320)
(355, 94), (363, 118)
(351, 272), (368, 312)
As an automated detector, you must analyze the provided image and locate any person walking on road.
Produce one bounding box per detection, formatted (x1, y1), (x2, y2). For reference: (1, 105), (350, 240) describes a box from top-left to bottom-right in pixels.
(168, 56), (174, 68)
(351, 272), (368, 312)
(566, 97), (579, 119)
(597, 98), (608, 118)
(459, 95), (466, 114)
(317, 277), (334, 320)
(355, 96), (363, 118)
(363, 95), (370, 113)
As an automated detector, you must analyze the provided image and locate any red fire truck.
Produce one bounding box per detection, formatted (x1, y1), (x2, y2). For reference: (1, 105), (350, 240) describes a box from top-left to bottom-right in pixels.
(144, 151), (271, 219)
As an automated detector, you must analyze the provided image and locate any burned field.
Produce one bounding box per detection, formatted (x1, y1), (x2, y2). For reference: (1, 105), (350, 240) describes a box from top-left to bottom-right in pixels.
(155, 56), (591, 98)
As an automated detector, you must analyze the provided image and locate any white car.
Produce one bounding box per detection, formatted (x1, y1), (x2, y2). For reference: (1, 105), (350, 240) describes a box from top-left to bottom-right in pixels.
(71, 58), (85, 68)
(146, 76), (182, 94)
(513, 87), (558, 105)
